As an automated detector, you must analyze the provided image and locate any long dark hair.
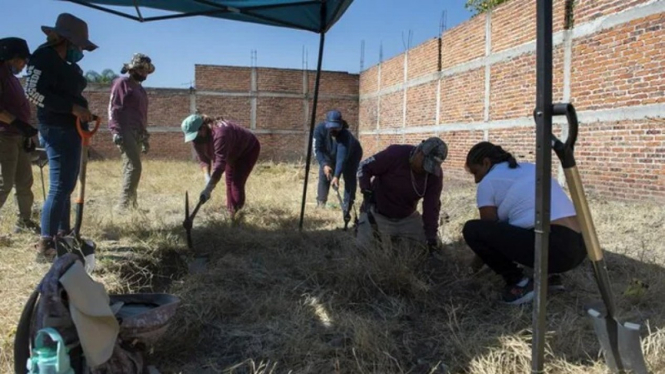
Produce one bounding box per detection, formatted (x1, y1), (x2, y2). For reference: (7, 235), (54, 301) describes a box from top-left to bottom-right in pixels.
(465, 141), (519, 169)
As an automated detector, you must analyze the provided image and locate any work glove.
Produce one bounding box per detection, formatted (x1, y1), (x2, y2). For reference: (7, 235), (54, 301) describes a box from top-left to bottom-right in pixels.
(11, 118), (38, 138)
(199, 183), (214, 204)
(23, 137), (36, 153)
(141, 140), (150, 154)
(112, 133), (123, 147)
(141, 131), (150, 154)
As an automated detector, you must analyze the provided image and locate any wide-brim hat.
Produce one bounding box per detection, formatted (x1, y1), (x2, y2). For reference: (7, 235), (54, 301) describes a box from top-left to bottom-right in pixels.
(42, 13), (98, 51)
(0, 37), (30, 61)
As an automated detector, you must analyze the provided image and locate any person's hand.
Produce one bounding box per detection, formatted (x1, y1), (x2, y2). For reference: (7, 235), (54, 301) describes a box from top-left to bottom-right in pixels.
(72, 104), (93, 123)
(323, 165), (333, 180)
(141, 140), (150, 154)
(112, 133), (123, 147)
(199, 184), (214, 204)
(11, 118), (38, 138)
(360, 189), (373, 213)
(23, 137), (36, 153)
(427, 239), (440, 254)
(331, 176), (339, 190)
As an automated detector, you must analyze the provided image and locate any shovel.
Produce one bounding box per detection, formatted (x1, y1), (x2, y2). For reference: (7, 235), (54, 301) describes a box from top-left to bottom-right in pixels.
(183, 191), (203, 249)
(551, 103), (649, 374)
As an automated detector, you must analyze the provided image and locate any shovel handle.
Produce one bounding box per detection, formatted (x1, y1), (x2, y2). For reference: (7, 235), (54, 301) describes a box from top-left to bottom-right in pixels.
(76, 116), (101, 146)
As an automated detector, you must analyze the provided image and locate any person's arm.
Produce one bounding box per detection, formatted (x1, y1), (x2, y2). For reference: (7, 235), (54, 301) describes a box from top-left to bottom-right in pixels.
(476, 180), (499, 221)
(422, 174), (444, 243)
(313, 126), (331, 167)
(333, 134), (350, 178)
(24, 50), (81, 114)
(209, 127), (229, 185)
(107, 79), (127, 135)
(357, 147), (393, 192)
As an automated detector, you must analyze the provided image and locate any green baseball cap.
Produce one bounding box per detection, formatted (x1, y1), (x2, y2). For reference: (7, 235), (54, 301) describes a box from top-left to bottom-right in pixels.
(181, 114), (203, 143)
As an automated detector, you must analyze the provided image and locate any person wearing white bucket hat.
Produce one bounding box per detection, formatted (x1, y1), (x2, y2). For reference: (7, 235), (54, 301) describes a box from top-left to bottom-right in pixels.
(108, 53), (155, 210)
(24, 13), (99, 259)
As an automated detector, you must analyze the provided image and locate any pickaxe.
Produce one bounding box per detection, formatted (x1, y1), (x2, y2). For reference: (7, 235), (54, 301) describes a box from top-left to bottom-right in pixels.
(183, 191), (203, 249)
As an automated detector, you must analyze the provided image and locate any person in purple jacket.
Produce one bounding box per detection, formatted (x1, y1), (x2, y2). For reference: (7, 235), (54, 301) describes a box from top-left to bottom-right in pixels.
(181, 114), (261, 221)
(0, 37), (40, 234)
(108, 53), (155, 210)
(356, 137), (448, 252)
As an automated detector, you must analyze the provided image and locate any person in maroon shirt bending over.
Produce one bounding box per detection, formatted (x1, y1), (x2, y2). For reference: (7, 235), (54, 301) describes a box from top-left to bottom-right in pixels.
(108, 53), (155, 210)
(181, 114), (261, 221)
(356, 137), (448, 252)
(0, 37), (40, 234)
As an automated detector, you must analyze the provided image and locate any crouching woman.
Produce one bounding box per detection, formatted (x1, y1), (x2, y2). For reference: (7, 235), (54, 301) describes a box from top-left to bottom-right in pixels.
(181, 114), (260, 221)
(462, 141), (587, 305)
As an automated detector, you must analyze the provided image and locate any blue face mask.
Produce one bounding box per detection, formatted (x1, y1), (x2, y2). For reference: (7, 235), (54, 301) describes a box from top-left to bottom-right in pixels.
(66, 47), (84, 63)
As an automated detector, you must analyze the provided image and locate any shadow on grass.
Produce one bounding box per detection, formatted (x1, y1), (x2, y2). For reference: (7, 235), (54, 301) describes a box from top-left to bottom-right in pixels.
(94, 205), (665, 374)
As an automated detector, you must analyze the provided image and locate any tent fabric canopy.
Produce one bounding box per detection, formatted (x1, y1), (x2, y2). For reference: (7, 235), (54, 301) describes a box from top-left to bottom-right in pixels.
(60, 0), (353, 33)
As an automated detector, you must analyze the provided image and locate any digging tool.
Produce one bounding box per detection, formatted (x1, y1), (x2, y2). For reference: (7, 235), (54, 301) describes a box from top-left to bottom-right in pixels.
(63, 116), (101, 273)
(35, 147), (48, 202)
(332, 183), (351, 230)
(183, 191), (203, 249)
(551, 103), (649, 374)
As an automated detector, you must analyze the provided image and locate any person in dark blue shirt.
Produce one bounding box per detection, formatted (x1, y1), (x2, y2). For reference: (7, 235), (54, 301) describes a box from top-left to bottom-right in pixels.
(313, 110), (348, 208)
(326, 112), (363, 224)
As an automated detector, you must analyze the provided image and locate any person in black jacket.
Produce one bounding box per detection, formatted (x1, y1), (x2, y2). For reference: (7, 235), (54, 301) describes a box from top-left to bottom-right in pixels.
(25, 13), (98, 259)
(313, 110), (349, 208)
(327, 117), (362, 224)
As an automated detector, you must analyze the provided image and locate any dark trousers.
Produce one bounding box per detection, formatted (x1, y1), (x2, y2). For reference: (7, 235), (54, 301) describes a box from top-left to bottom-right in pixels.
(317, 165), (331, 204)
(225, 141), (260, 214)
(462, 219), (587, 285)
(341, 152), (362, 216)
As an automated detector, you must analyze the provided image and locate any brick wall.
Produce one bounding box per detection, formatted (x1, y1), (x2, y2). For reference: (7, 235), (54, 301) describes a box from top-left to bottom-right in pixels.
(359, 0), (665, 201)
(60, 65), (358, 162)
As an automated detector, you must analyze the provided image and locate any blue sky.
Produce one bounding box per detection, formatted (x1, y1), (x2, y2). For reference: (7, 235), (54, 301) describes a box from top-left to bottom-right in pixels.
(5, 0), (474, 88)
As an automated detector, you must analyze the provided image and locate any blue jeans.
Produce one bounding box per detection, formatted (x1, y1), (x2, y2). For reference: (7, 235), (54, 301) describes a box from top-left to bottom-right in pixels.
(39, 125), (81, 237)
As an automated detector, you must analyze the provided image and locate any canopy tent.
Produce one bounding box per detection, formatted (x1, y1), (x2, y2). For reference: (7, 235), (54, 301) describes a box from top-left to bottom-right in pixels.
(60, 0), (353, 230)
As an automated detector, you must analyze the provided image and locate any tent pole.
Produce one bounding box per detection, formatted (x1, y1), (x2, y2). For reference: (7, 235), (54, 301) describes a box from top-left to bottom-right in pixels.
(298, 29), (326, 231)
(532, 0), (553, 372)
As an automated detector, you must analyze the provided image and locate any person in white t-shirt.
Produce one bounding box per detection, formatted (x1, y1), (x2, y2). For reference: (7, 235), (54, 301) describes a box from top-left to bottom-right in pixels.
(462, 141), (587, 305)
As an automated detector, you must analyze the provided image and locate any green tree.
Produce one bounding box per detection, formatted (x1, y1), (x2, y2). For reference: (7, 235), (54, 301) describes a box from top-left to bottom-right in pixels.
(465, 0), (510, 14)
(85, 69), (119, 84)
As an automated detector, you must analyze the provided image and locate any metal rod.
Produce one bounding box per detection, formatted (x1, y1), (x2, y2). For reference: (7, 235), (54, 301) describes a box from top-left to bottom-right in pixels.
(298, 3), (327, 231)
(532, 0), (554, 372)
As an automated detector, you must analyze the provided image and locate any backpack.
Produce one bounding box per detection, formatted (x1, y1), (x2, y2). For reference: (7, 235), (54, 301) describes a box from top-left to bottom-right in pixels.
(14, 254), (144, 374)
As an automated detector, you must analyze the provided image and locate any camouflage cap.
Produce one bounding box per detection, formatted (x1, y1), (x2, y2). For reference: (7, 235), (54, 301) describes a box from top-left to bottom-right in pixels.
(122, 53), (155, 74)
(417, 137), (448, 176)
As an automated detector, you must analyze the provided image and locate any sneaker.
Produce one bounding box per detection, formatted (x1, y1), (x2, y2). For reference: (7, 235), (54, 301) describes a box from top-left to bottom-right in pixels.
(14, 219), (41, 234)
(316, 200), (327, 209)
(548, 274), (566, 292)
(502, 277), (535, 305)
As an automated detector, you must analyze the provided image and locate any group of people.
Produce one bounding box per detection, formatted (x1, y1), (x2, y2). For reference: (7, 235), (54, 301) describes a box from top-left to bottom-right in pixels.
(1, 12), (588, 306)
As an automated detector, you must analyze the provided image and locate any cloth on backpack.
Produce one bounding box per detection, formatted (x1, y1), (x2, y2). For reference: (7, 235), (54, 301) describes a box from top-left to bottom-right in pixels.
(59, 260), (119, 367)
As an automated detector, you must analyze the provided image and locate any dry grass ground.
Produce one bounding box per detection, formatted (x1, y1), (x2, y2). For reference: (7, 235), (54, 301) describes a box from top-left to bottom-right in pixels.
(1, 159), (664, 374)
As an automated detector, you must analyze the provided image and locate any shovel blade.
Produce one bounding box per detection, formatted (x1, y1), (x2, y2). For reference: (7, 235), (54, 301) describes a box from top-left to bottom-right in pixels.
(587, 306), (624, 373)
(618, 321), (649, 374)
